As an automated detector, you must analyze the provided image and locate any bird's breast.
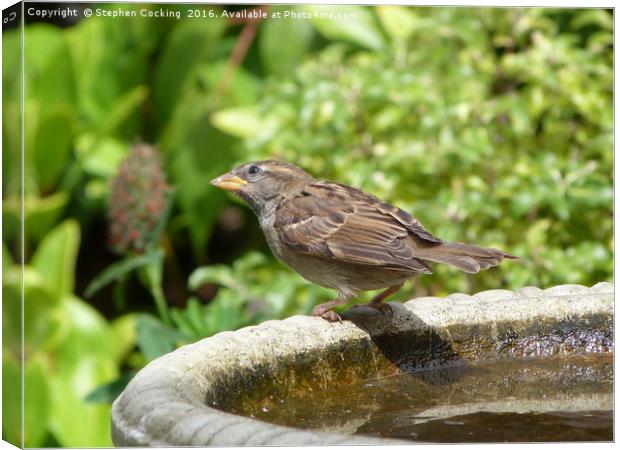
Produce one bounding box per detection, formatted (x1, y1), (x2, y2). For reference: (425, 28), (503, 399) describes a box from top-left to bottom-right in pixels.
(259, 213), (286, 259)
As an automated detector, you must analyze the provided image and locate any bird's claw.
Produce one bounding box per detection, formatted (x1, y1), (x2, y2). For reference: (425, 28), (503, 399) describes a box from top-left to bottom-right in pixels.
(321, 310), (343, 322)
(311, 306), (342, 322)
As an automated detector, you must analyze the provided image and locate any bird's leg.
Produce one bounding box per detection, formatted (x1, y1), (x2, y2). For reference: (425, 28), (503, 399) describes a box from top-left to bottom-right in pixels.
(312, 296), (350, 322)
(352, 283), (404, 315)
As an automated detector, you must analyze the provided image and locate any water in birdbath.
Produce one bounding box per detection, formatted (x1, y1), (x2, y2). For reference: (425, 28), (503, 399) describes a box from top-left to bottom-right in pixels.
(224, 353), (612, 442)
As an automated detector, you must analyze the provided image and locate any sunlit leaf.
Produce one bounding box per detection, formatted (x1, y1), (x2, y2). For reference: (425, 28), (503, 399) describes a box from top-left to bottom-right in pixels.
(109, 313), (138, 363)
(210, 106), (277, 139)
(24, 357), (50, 447)
(49, 357), (116, 446)
(75, 134), (129, 178)
(31, 219), (80, 299)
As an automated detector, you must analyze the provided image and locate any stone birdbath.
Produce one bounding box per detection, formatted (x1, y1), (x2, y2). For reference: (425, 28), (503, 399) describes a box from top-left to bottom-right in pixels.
(111, 282), (613, 445)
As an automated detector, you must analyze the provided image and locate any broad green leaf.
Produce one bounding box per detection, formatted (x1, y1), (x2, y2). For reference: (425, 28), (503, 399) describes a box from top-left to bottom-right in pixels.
(2, 354), (21, 447)
(210, 106), (277, 139)
(31, 219), (80, 299)
(32, 106), (74, 192)
(4, 267), (64, 359)
(3, 192), (69, 244)
(54, 297), (114, 371)
(109, 314), (138, 363)
(24, 193), (70, 242)
(24, 357), (50, 447)
(24, 24), (76, 111)
(75, 134), (129, 178)
(48, 295), (116, 445)
(188, 265), (235, 291)
(49, 357), (116, 446)
(260, 6), (314, 75)
(66, 15), (155, 128)
(84, 250), (162, 299)
(136, 314), (188, 361)
(302, 5), (385, 50)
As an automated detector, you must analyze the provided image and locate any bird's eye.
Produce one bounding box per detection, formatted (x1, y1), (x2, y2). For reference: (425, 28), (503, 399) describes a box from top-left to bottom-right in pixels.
(248, 165), (261, 175)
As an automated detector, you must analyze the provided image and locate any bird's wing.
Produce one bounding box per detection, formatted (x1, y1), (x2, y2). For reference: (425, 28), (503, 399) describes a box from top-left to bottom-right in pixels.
(274, 181), (440, 273)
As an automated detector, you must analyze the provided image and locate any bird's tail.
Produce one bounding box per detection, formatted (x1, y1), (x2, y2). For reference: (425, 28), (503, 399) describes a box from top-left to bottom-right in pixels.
(415, 241), (517, 274)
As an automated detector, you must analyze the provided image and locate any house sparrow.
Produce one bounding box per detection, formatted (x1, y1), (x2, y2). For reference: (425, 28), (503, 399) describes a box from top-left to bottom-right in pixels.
(211, 161), (516, 321)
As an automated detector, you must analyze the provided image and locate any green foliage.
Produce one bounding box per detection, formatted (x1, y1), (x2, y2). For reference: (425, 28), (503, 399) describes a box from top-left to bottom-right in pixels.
(84, 250), (163, 299)
(2, 6), (612, 447)
(302, 5), (385, 50)
(2, 221), (132, 446)
(260, 7), (314, 75)
(185, 252), (331, 338)
(135, 314), (187, 360)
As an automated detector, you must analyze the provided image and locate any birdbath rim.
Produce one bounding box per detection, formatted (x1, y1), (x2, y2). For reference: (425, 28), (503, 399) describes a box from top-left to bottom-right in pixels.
(111, 282), (613, 446)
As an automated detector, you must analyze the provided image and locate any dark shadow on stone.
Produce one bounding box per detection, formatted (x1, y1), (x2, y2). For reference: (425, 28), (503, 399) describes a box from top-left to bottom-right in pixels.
(341, 302), (468, 385)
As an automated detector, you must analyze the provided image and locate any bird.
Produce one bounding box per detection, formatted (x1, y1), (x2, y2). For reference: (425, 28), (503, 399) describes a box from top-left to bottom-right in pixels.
(210, 160), (516, 322)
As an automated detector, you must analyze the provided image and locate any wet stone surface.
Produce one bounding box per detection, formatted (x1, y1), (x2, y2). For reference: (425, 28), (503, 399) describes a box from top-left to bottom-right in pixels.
(224, 353), (613, 442)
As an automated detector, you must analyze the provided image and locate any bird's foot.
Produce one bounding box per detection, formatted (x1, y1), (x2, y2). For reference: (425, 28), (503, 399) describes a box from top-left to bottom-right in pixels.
(311, 305), (342, 322)
(351, 301), (393, 315)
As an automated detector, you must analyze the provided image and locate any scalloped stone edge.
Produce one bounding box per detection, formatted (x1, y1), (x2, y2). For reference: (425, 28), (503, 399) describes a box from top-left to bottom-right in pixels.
(112, 282), (613, 446)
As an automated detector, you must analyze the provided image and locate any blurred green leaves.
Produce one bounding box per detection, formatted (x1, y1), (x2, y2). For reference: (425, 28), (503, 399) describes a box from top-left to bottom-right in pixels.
(2, 221), (129, 446)
(136, 314), (187, 360)
(260, 6), (314, 75)
(2, 353), (22, 447)
(186, 252), (330, 338)
(303, 5), (385, 50)
(153, 14), (227, 128)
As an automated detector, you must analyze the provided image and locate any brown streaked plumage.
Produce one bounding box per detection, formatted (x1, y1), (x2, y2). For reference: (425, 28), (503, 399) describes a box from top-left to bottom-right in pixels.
(211, 160), (517, 321)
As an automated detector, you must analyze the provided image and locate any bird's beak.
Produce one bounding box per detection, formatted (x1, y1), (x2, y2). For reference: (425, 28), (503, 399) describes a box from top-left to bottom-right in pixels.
(210, 174), (248, 191)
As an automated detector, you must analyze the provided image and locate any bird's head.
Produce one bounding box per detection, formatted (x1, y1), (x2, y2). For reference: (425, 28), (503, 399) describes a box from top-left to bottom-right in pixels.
(210, 160), (313, 216)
